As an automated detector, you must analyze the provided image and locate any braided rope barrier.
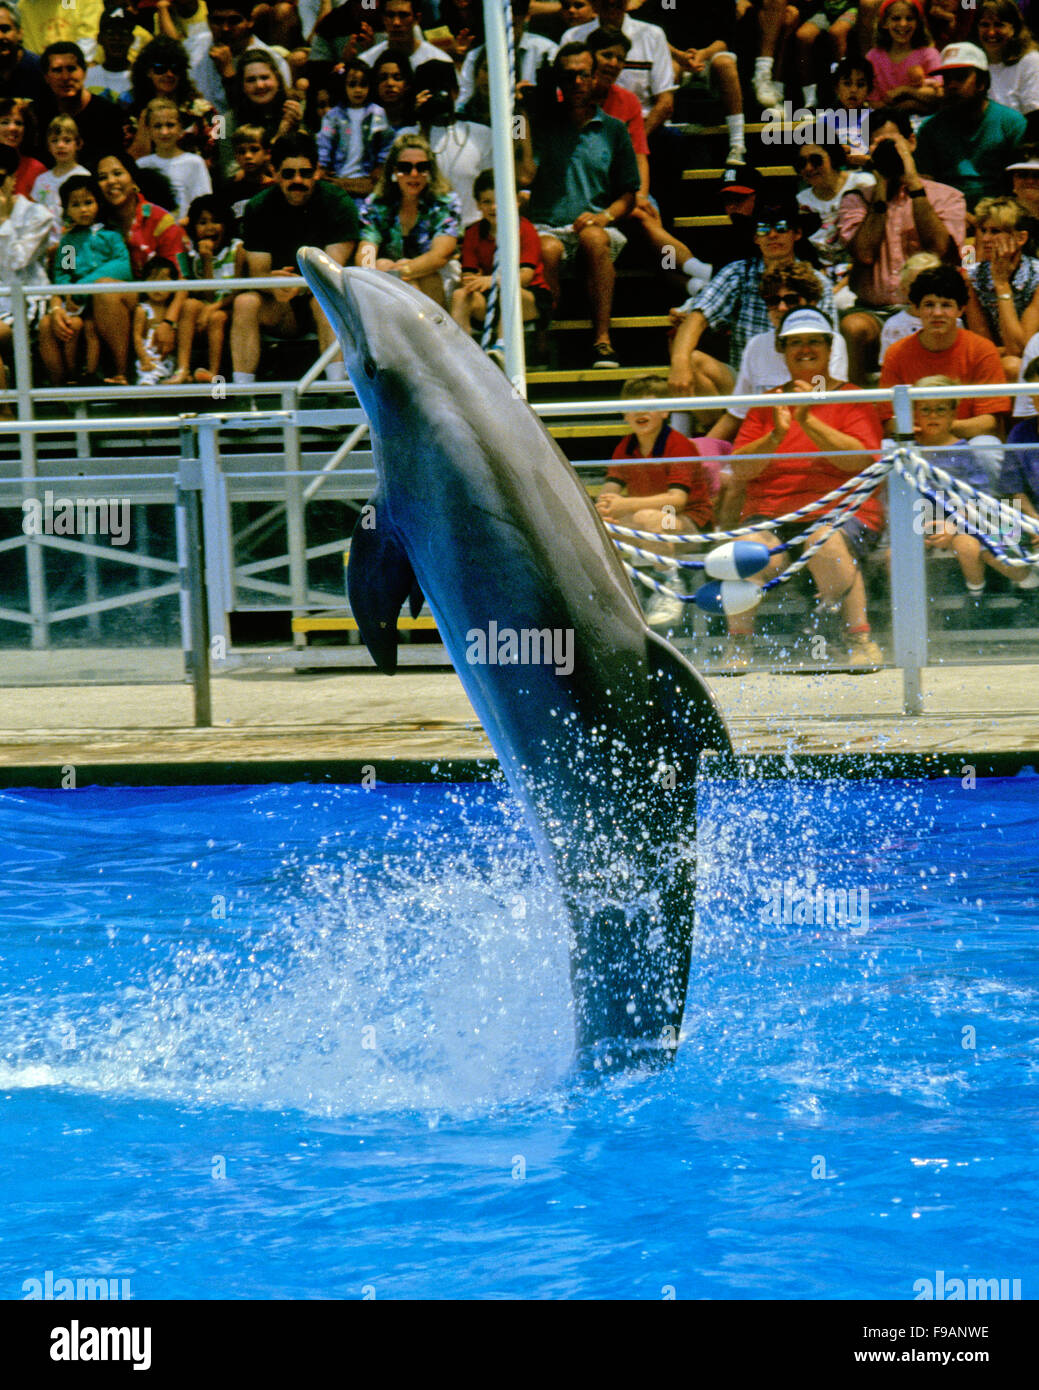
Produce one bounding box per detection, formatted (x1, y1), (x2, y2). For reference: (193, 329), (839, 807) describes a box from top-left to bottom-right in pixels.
(609, 443), (1039, 606)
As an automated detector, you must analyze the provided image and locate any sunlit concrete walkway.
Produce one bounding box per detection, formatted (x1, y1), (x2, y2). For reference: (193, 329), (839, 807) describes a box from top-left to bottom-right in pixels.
(0, 650), (1036, 770)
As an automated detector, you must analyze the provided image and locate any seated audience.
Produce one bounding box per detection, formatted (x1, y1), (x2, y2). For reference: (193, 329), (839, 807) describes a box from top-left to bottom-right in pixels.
(879, 250), (943, 357)
(154, 1), (212, 47)
(178, 193), (243, 383)
(1003, 356), (1039, 516)
(838, 106), (965, 384)
(865, 0), (942, 113)
(708, 262), (850, 446)
(137, 97), (212, 219)
(316, 58), (389, 199)
(37, 42), (129, 167)
(84, 4), (136, 103)
(0, 97), (44, 197)
(669, 202), (836, 428)
(560, 0), (675, 139)
(911, 374), (1037, 611)
(134, 253), (183, 382)
(1008, 152), (1039, 221)
(367, 51), (421, 166)
(232, 132), (359, 385)
(187, 1), (291, 115)
(880, 263), (1011, 437)
(971, 0), (1039, 120)
(794, 136), (874, 295)
(31, 115), (90, 249)
(797, 2), (861, 112)
(229, 48), (305, 148)
(356, 132), (460, 306)
(0, 3), (50, 107)
(587, 28), (692, 277)
(913, 41), (1028, 205)
(829, 54), (875, 167)
(457, 0), (557, 107)
(450, 169), (550, 338)
(125, 36), (218, 163)
(413, 58), (492, 230)
(726, 306), (886, 669)
(596, 374), (715, 632)
(227, 123), (273, 219)
(0, 143), (54, 404)
(359, 0), (454, 73)
(93, 148), (188, 383)
(518, 42), (638, 368)
(965, 195), (1039, 380)
(39, 172), (131, 385)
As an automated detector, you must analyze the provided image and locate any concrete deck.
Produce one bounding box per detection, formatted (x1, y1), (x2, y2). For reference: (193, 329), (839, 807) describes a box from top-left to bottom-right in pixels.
(0, 649), (1036, 771)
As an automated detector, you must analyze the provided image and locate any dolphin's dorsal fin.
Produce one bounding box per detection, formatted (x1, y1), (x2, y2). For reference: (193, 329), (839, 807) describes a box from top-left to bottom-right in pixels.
(346, 495), (421, 674)
(644, 629), (733, 767)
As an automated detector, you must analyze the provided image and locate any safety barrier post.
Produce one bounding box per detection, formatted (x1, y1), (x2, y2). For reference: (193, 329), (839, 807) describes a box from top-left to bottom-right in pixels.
(11, 283), (48, 649)
(281, 386), (309, 646)
(888, 385), (928, 715)
(176, 421), (212, 728)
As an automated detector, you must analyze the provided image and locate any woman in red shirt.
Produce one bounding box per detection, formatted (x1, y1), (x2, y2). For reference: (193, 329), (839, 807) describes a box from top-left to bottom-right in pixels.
(93, 150), (187, 383)
(728, 306), (885, 668)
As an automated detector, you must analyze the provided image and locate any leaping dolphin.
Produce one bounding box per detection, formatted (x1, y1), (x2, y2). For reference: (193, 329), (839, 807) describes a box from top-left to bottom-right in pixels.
(297, 250), (733, 1072)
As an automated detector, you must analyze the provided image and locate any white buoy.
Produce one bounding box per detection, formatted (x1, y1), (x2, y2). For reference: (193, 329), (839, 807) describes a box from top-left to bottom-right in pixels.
(704, 540), (772, 580)
(694, 579), (763, 616)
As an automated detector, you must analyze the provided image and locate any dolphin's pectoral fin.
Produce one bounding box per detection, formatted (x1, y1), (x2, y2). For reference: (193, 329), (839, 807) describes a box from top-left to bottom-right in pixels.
(645, 630), (734, 767)
(346, 501), (417, 674)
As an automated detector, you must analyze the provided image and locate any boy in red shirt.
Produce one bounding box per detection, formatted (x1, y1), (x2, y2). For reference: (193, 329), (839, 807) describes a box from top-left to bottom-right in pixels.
(596, 374), (715, 631)
(450, 170), (552, 346)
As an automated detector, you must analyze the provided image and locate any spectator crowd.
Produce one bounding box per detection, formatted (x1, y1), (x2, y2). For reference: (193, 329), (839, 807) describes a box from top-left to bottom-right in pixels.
(3, 0), (1039, 664)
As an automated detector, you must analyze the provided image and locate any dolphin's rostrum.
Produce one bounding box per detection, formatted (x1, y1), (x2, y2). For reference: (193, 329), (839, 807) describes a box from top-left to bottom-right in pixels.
(297, 249), (733, 1072)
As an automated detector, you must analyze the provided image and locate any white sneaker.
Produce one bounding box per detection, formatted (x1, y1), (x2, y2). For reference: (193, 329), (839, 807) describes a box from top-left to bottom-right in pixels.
(726, 142), (747, 167)
(644, 587), (685, 630)
(753, 73), (784, 109)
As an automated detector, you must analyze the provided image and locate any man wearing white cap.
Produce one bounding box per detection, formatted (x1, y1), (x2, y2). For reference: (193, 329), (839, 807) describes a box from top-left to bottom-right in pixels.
(914, 42), (1027, 205)
(725, 305), (886, 670)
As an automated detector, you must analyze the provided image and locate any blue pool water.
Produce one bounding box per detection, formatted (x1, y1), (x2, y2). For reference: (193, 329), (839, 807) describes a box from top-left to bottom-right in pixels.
(1, 775), (1037, 1300)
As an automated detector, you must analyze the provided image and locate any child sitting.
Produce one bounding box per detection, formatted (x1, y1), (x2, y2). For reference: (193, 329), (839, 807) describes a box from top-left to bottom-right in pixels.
(137, 98), (212, 221)
(796, 3), (861, 110)
(30, 115), (89, 250)
(965, 195), (1039, 383)
(317, 60), (388, 200)
(912, 374), (1037, 614)
(178, 194), (243, 383)
(38, 175), (132, 386)
(595, 375), (715, 632)
(829, 54), (875, 167)
(865, 0), (942, 112)
(227, 124), (273, 222)
(879, 251), (943, 360)
(134, 255), (181, 384)
(450, 171), (551, 344)
(84, 5), (137, 103)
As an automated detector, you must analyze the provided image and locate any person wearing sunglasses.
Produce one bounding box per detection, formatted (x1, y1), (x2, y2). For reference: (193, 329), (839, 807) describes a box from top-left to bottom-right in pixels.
(232, 131), (360, 385)
(126, 36), (217, 163)
(356, 133), (460, 306)
(668, 199), (837, 431)
(706, 261), (850, 449)
(794, 139), (874, 299)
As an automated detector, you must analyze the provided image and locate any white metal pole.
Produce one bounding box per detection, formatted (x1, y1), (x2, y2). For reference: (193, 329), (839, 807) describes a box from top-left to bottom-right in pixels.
(483, 0), (527, 398)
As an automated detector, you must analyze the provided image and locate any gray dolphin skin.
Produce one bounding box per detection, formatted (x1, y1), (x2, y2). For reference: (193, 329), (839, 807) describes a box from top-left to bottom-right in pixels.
(297, 249), (733, 1073)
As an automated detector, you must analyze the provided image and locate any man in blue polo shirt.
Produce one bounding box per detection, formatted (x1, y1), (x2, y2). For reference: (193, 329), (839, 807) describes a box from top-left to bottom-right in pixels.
(520, 42), (638, 368)
(914, 42), (1027, 206)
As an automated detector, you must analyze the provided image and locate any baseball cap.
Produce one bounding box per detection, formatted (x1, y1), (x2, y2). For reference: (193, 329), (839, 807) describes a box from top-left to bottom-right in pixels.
(1008, 156), (1039, 173)
(719, 165), (764, 199)
(936, 42), (989, 72)
(776, 306), (834, 340)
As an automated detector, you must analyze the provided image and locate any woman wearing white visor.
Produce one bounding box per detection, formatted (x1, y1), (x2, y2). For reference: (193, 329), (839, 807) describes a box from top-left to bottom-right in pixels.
(725, 306), (886, 670)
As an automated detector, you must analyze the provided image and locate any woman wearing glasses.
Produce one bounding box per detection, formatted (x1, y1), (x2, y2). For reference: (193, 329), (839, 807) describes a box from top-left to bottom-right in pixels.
(125, 36), (217, 165)
(794, 138), (874, 299)
(356, 134), (461, 305)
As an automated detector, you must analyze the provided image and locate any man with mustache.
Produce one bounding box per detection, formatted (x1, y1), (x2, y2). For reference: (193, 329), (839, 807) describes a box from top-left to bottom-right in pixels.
(231, 132), (359, 386)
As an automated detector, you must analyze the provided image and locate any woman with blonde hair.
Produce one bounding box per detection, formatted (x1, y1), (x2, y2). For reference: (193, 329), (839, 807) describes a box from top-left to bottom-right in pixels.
(965, 194), (1039, 379)
(356, 133), (461, 305)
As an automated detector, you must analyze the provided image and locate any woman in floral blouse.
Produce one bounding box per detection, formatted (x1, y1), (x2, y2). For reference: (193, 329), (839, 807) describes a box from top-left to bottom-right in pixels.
(356, 134), (460, 306)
